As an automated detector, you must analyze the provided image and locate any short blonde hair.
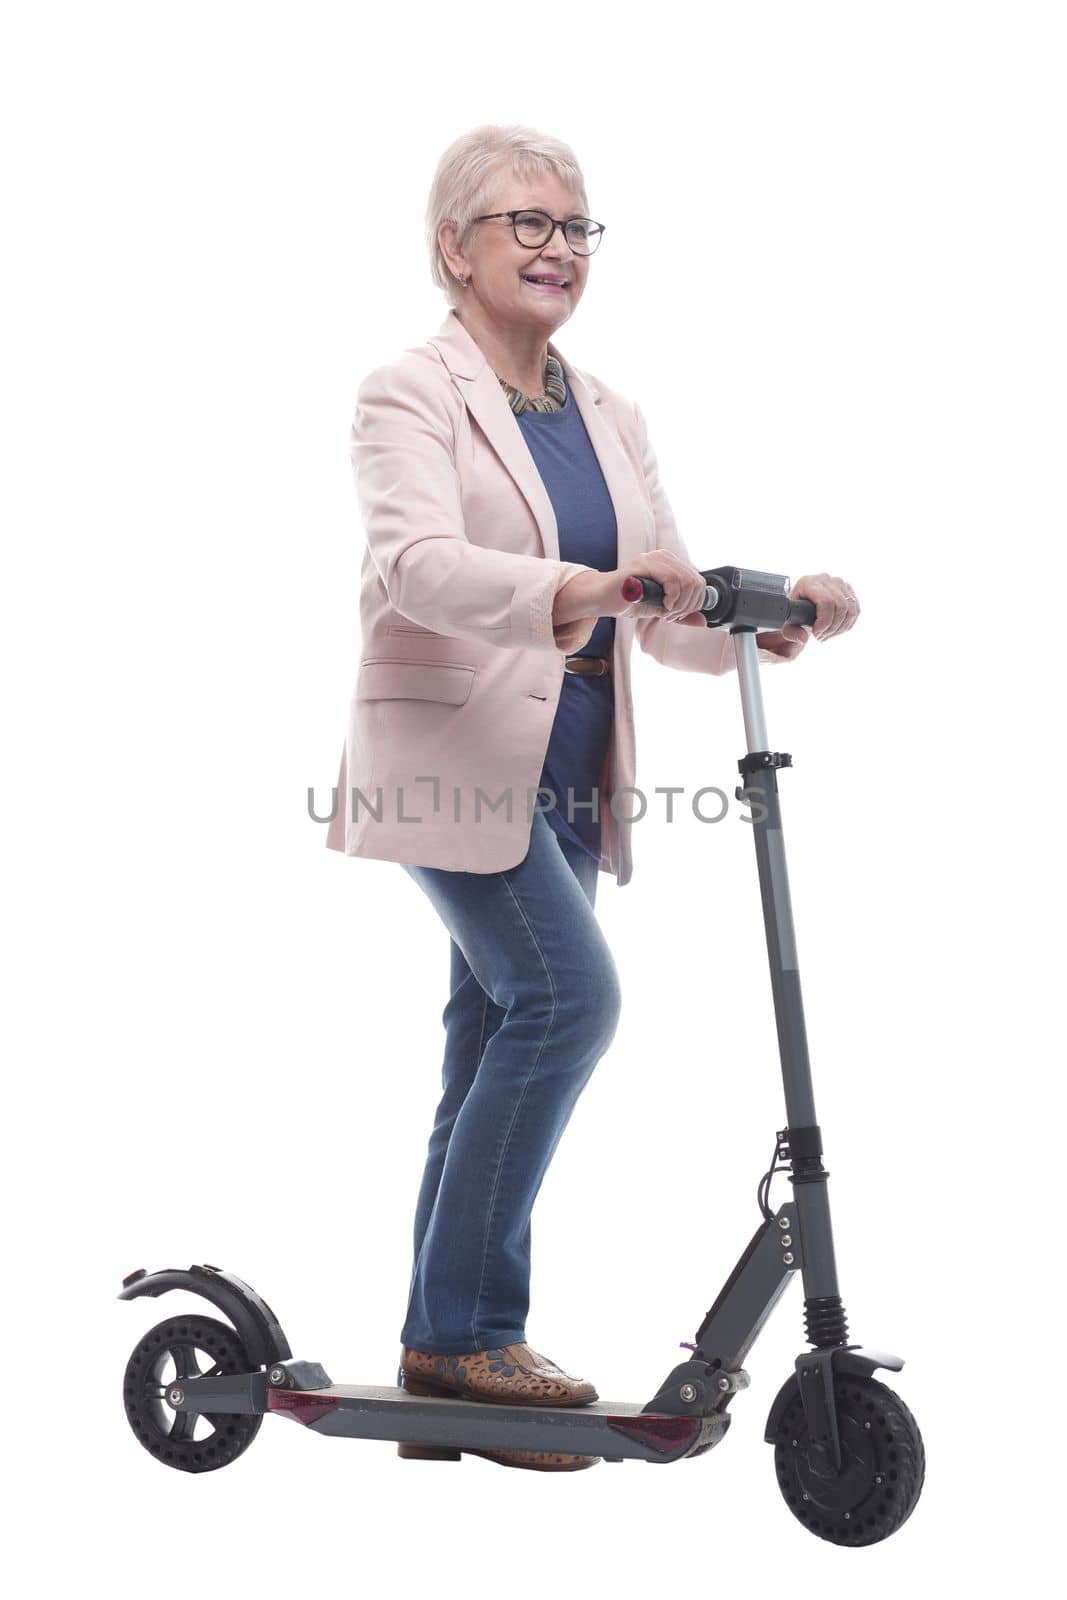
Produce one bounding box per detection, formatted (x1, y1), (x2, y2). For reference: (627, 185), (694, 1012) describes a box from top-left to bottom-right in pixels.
(426, 123), (590, 309)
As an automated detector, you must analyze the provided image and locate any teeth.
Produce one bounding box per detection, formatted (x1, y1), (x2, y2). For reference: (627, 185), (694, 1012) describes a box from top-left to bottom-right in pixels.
(524, 275), (566, 286)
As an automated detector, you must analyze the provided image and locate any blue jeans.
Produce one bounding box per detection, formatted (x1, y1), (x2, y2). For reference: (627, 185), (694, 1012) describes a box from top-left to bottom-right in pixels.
(398, 809), (622, 1356)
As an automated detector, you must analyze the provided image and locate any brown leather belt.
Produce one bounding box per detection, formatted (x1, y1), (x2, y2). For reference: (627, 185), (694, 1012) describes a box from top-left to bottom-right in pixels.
(563, 654), (612, 676)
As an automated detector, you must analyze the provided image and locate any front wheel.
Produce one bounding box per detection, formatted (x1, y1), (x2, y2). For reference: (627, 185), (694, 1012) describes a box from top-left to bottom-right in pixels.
(123, 1314), (262, 1473)
(770, 1372), (925, 1546)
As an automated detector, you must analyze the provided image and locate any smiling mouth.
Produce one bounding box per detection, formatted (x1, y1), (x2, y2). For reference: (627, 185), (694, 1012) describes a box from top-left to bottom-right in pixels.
(521, 274), (571, 289)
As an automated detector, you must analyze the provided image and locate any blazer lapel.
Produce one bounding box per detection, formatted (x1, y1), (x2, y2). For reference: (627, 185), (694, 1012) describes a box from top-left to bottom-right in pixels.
(427, 309), (645, 573)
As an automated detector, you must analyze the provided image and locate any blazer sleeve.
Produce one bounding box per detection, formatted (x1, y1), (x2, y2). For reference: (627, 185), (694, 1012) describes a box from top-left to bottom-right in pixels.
(351, 356), (595, 652)
(630, 399), (787, 676)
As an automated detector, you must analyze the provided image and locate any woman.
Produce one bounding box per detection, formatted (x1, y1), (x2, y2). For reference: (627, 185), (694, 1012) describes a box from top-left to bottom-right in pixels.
(326, 124), (859, 1471)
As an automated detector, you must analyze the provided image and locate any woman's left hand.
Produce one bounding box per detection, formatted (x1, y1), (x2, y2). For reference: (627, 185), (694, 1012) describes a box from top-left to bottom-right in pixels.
(755, 572), (860, 660)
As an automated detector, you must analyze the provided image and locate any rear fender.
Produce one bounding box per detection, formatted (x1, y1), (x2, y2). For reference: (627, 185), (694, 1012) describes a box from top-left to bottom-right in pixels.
(117, 1263), (292, 1369)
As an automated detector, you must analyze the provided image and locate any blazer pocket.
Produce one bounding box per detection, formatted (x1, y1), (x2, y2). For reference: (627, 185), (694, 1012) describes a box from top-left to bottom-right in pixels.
(357, 658), (476, 706)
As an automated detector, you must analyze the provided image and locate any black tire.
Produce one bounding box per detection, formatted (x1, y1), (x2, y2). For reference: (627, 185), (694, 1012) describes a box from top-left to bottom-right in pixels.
(123, 1314), (262, 1473)
(771, 1372), (925, 1546)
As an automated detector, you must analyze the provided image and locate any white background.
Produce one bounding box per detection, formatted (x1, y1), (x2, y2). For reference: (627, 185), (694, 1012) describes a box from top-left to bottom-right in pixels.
(4, 0), (1064, 1591)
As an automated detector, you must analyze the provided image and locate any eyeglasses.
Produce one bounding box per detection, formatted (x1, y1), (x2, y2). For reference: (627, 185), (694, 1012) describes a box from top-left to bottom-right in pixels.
(470, 209), (606, 256)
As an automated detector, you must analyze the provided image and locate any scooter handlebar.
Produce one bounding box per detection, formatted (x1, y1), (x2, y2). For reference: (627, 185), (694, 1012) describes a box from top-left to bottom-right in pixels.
(620, 568), (817, 631)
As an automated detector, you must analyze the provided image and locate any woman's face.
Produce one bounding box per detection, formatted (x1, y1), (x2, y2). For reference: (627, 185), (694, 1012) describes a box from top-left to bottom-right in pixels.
(449, 172), (591, 332)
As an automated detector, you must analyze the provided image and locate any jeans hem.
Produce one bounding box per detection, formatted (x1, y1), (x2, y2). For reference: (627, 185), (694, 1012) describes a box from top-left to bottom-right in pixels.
(399, 1331), (528, 1356)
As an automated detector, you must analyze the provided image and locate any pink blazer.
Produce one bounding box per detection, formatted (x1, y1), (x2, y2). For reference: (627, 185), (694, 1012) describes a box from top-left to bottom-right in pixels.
(325, 307), (780, 886)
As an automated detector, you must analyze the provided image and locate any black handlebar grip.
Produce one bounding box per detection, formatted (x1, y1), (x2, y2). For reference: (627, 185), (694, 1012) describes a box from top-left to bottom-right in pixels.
(787, 597), (817, 628)
(620, 575), (665, 605)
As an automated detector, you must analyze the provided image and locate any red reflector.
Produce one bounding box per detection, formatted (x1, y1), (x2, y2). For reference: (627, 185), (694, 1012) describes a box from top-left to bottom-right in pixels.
(607, 1414), (700, 1455)
(268, 1390), (339, 1427)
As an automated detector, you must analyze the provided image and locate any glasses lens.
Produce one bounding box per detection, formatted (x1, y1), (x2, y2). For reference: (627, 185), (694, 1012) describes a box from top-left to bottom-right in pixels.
(514, 210), (553, 246)
(564, 219), (602, 255)
(512, 211), (604, 254)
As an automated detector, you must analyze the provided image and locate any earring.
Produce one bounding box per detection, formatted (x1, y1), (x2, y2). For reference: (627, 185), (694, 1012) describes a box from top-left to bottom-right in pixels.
(459, 273), (469, 286)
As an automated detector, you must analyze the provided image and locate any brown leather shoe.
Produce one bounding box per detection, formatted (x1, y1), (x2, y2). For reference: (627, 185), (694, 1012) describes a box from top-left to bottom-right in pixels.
(400, 1341), (599, 1405)
(398, 1341), (601, 1470)
(397, 1439), (600, 1470)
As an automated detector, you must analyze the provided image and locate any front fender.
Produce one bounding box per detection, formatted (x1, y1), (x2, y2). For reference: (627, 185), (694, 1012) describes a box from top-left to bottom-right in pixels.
(763, 1345), (905, 1443)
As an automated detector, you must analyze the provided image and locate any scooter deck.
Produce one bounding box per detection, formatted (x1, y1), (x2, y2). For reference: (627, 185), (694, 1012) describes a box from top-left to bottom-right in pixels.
(266, 1383), (727, 1463)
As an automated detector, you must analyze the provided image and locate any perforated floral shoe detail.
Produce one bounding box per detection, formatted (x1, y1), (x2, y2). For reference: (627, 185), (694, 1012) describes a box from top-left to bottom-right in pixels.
(400, 1341), (599, 1405)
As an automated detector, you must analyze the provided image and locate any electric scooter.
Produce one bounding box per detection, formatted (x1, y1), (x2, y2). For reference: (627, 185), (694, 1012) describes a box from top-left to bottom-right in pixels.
(118, 564), (925, 1548)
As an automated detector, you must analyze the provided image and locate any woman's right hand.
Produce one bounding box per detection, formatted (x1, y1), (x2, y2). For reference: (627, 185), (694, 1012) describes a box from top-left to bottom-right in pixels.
(585, 550), (710, 624)
(607, 550), (710, 625)
(552, 551), (710, 640)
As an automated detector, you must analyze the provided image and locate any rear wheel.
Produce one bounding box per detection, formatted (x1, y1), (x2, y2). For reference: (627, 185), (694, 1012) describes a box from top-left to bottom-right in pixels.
(771, 1372), (925, 1546)
(123, 1314), (262, 1473)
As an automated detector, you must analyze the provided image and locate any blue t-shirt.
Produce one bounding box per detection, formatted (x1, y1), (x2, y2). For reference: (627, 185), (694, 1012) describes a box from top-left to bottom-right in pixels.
(515, 387), (617, 863)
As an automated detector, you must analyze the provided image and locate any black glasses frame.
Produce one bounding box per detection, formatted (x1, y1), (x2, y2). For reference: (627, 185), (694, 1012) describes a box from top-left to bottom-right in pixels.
(469, 209), (606, 255)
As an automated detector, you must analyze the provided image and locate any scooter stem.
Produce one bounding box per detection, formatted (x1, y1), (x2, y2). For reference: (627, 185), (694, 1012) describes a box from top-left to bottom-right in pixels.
(731, 625), (838, 1301)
